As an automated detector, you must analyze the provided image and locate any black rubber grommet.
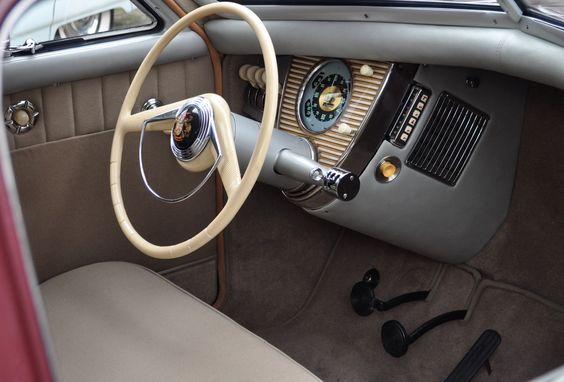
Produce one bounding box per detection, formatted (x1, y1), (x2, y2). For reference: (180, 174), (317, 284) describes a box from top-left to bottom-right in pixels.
(381, 320), (410, 357)
(350, 281), (375, 316)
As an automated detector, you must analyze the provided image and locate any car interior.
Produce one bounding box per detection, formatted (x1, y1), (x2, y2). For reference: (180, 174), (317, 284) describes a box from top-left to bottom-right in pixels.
(1, 0), (564, 380)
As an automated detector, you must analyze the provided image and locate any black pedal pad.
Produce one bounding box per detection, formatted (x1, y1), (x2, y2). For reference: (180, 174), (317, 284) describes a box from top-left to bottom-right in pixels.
(444, 329), (501, 382)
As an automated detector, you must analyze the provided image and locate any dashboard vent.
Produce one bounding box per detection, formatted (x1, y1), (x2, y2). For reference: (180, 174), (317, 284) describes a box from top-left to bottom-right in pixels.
(406, 92), (489, 186)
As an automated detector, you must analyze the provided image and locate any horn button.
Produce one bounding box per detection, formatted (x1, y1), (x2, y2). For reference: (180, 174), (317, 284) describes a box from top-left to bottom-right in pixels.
(170, 98), (213, 161)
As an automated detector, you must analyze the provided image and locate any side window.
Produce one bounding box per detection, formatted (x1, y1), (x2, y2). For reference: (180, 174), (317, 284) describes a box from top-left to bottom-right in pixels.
(9, 0), (157, 48)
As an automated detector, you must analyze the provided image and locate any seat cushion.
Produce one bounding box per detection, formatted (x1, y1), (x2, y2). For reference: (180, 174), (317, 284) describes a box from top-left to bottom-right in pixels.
(40, 262), (320, 382)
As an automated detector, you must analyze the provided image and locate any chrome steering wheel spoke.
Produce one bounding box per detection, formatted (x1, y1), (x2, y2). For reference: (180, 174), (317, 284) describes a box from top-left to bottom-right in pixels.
(138, 97), (223, 204)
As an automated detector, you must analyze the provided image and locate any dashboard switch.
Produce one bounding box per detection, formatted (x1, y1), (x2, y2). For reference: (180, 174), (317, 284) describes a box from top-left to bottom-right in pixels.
(254, 68), (266, 89)
(376, 156), (401, 183)
(379, 161), (397, 178)
(360, 64), (374, 76)
(238, 64), (252, 81)
(337, 122), (353, 135)
(387, 84), (432, 148)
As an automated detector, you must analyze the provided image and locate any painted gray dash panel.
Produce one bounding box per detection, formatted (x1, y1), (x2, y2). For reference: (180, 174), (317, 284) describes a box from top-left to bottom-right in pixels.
(310, 65), (527, 263)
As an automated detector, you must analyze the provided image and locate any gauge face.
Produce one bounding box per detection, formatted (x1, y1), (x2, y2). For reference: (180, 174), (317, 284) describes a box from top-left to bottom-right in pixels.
(298, 60), (352, 134)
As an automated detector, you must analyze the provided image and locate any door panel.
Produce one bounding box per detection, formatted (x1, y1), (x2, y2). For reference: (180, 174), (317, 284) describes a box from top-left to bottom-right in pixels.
(4, 57), (213, 150)
(5, 56), (217, 285)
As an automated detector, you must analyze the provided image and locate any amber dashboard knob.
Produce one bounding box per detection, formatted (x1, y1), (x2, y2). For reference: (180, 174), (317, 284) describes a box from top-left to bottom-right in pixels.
(379, 161), (397, 178)
(376, 157), (401, 183)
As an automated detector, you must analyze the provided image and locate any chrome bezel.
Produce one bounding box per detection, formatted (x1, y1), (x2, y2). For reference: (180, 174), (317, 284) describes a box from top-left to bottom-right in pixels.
(295, 58), (353, 135)
(169, 97), (213, 162)
(375, 156), (402, 183)
(4, 99), (39, 135)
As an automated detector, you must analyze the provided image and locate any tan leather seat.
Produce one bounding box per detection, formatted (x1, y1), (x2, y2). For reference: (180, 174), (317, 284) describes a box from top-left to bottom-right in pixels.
(40, 262), (320, 381)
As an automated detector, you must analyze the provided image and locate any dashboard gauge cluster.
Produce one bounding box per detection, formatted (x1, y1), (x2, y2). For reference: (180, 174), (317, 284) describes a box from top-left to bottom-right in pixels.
(278, 56), (392, 169)
(297, 60), (352, 134)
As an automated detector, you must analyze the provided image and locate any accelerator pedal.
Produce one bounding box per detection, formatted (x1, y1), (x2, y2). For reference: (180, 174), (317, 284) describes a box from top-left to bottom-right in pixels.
(444, 329), (501, 382)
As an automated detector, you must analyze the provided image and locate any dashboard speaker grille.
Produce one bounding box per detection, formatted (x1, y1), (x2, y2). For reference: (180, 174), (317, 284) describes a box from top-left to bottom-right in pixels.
(406, 92), (489, 186)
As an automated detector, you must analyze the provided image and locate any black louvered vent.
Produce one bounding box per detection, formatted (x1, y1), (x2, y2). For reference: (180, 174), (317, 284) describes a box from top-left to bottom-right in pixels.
(406, 92), (489, 186)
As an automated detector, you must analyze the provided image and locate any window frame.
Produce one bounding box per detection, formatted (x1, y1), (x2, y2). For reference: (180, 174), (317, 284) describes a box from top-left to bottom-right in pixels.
(520, 2), (564, 29)
(7, 0), (164, 56)
(229, 0), (502, 11)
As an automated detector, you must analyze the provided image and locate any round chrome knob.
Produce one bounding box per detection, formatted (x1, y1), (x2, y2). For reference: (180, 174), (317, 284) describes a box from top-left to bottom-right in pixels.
(4, 100), (39, 134)
(141, 98), (163, 111)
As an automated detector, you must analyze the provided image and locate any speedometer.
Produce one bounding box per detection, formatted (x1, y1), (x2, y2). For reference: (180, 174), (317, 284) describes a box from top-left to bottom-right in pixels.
(297, 59), (351, 134)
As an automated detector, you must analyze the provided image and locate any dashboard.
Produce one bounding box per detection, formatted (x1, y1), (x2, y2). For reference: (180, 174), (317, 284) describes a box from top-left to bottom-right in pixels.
(238, 55), (528, 263)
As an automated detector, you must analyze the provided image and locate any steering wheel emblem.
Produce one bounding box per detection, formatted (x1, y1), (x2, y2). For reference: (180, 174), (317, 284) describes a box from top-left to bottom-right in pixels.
(172, 110), (193, 143)
(169, 97), (215, 162)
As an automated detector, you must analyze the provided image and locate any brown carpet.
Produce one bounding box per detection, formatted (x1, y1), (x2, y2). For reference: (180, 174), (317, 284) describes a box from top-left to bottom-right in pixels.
(256, 230), (478, 382)
(221, 183), (343, 330)
(255, 231), (564, 381)
(468, 83), (564, 305)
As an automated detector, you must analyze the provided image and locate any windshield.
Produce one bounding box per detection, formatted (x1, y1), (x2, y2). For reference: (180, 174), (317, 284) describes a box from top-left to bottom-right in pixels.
(232, 0), (500, 8)
(522, 0), (564, 22)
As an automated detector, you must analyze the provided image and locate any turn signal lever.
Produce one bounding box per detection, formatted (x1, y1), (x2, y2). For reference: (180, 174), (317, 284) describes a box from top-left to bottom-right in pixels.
(274, 149), (360, 201)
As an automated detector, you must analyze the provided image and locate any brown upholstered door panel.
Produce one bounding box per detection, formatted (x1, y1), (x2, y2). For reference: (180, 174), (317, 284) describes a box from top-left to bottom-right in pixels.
(4, 57), (212, 149)
(4, 57), (217, 284)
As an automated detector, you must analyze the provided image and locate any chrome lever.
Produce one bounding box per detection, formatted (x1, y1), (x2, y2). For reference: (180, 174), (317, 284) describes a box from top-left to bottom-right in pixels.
(274, 149), (360, 201)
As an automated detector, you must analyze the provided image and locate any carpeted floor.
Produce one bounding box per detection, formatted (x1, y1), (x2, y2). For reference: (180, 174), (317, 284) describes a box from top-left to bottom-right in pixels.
(468, 83), (564, 305)
(256, 230), (564, 381)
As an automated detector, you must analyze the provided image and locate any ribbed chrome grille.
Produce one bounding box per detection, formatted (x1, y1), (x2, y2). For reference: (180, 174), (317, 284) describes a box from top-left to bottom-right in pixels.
(406, 92), (489, 186)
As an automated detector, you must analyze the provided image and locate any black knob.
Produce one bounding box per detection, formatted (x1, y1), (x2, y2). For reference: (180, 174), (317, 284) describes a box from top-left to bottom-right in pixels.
(363, 268), (380, 286)
(350, 269), (380, 316)
(350, 268), (429, 316)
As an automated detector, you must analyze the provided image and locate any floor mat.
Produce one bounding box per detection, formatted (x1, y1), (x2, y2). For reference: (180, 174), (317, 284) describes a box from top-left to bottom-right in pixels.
(257, 232), (564, 381)
(257, 231), (476, 382)
(465, 286), (564, 381)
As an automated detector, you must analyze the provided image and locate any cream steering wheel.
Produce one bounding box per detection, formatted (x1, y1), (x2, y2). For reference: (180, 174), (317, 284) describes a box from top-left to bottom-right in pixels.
(110, 3), (278, 259)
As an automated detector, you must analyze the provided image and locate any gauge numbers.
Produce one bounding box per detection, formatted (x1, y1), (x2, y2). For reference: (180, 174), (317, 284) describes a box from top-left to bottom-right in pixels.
(298, 60), (352, 134)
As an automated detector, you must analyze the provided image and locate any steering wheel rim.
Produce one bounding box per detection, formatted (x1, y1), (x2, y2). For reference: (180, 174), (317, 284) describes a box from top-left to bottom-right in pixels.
(110, 2), (278, 259)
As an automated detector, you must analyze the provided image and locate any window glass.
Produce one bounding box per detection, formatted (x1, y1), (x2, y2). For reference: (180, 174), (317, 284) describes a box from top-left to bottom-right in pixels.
(521, 0), (564, 23)
(10, 0), (156, 47)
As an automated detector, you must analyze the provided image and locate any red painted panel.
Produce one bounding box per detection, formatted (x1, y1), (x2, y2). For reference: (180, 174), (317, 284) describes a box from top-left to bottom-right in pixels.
(0, 2), (54, 378)
(0, 169), (53, 381)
